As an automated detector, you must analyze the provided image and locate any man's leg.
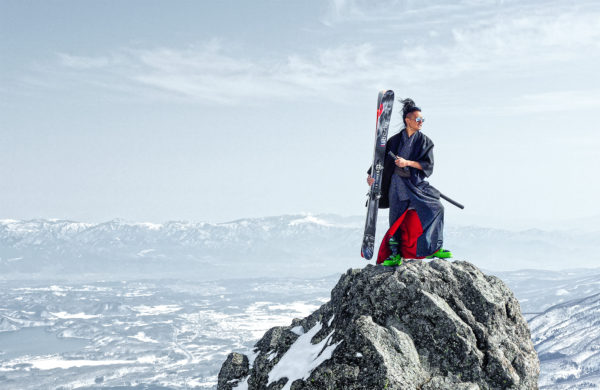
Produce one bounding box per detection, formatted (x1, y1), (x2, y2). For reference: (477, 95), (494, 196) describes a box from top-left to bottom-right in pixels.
(388, 176), (410, 227)
(417, 199), (452, 259)
(385, 177), (410, 265)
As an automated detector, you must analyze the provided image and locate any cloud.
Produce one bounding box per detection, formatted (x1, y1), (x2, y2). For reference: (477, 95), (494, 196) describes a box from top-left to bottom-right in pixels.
(17, 0), (600, 106)
(448, 7), (600, 67)
(58, 53), (111, 69)
(321, 0), (481, 25)
(41, 42), (387, 104)
(511, 90), (600, 113)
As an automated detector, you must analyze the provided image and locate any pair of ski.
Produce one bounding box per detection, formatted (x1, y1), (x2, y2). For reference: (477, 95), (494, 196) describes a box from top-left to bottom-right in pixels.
(360, 90), (463, 262)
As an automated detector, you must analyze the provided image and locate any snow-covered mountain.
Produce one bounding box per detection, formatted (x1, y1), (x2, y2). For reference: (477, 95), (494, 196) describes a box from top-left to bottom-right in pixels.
(1, 215), (598, 280)
(495, 268), (600, 314)
(0, 215), (362, 280)
(491, 269), (600, 389)
(529, 293), (600, 389)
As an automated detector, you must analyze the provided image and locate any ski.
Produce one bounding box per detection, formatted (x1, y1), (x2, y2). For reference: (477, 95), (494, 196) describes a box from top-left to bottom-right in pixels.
(361, 90), (394, 260)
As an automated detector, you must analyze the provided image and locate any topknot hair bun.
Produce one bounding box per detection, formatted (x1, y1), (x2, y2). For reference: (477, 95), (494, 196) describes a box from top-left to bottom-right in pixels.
(401, 98), (417, 109)
(400, 98), (421, 126)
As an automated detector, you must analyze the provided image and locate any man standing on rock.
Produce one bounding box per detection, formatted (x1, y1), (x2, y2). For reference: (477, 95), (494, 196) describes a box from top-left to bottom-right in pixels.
(367, 98), (451, 266)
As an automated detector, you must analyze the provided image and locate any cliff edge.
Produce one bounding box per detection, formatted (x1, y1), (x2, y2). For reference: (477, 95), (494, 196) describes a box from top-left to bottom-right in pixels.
(218, 260), (539, 389)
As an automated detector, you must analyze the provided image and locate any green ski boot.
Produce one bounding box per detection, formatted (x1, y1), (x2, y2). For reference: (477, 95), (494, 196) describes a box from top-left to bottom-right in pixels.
(383, 236), (403, 266)
(426, 248), (452, 259)
(383, 254), (403, 266)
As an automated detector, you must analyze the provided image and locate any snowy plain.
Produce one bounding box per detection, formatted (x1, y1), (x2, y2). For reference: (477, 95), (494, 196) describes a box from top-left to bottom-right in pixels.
(1, 215), (599, 389)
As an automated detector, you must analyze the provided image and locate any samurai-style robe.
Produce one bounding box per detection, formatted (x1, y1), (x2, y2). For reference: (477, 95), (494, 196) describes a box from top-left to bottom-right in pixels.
(367, 129), (444, 261)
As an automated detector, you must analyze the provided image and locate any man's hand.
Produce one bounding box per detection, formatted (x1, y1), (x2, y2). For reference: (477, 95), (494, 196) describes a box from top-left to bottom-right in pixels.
(367, 175), (374, 186)
(395, 157), (410, 168)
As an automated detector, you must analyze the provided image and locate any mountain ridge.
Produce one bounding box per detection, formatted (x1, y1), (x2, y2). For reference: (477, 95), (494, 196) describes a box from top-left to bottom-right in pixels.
(1, 215), (598, 280)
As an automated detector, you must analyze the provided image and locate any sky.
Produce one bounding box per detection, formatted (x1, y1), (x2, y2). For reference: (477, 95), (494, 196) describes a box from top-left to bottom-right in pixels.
(1, 0), (600, 229)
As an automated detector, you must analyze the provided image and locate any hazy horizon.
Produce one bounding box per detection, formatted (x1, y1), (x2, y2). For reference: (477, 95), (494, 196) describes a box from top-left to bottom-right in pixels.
(2, 211), (599, 233)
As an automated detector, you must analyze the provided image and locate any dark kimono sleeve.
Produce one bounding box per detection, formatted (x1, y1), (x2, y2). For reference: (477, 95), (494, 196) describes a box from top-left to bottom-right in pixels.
(416, 142), (434, 177)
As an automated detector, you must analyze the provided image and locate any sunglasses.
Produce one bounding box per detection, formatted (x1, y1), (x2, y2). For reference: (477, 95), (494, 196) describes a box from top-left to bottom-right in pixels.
(415, 117), (425, 123)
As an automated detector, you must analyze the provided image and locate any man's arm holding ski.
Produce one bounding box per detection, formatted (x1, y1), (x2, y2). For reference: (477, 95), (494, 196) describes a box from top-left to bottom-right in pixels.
(387, 151), (465, 210)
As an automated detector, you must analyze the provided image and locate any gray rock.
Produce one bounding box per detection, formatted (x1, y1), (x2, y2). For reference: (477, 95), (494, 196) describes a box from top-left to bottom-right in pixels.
(217, 260), (540, 389)
(218, 352), (249, 390)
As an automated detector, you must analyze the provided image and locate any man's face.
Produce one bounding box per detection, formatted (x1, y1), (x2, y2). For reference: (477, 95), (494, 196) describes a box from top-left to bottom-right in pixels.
(407, 111), (424, 130)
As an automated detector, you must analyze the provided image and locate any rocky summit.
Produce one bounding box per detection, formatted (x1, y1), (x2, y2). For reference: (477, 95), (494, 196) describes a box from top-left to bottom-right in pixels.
(218, 260), (540, 390)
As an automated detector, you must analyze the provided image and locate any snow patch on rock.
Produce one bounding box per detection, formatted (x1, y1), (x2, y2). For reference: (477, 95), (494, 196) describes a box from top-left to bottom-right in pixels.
(267, 321), (342, 390)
